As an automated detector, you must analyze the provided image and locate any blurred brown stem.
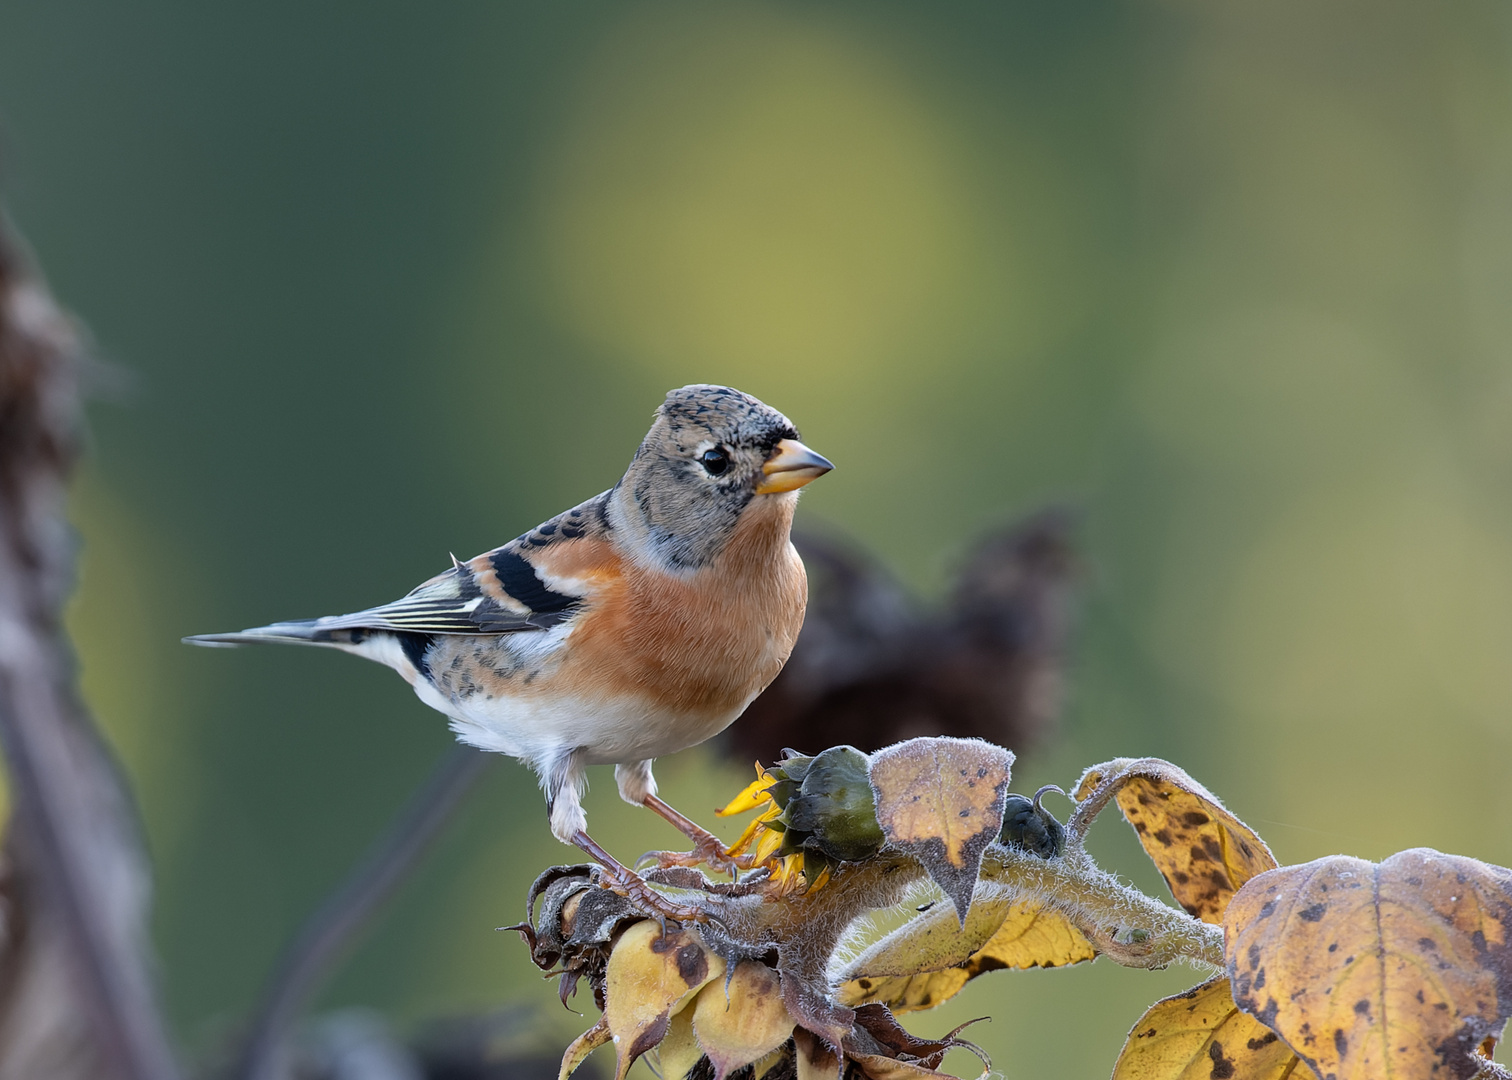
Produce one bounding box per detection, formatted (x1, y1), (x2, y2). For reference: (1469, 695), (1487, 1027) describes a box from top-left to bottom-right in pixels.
(233, 744), (491, 1080)
(0, 213), (182, 1079)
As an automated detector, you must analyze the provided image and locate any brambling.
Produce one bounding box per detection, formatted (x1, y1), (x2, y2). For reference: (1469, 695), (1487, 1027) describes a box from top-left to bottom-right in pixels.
(187, 385), (832, 919)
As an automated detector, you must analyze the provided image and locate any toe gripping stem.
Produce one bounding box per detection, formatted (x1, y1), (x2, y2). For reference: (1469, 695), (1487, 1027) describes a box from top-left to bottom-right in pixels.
(571, 830), (707, 926)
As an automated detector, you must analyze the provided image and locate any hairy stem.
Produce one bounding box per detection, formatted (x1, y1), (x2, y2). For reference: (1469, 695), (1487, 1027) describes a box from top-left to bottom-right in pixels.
(980, 846), (1225, 970)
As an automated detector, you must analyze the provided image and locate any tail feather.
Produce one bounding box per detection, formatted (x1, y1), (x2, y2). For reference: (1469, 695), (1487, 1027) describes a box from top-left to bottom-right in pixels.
(183, 620), (343, 648)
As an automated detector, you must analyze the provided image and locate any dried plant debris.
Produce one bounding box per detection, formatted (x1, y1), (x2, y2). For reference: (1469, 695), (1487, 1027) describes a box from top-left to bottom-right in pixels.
(513, 741), (1512, 1080)
(530, 900), (987, 1080)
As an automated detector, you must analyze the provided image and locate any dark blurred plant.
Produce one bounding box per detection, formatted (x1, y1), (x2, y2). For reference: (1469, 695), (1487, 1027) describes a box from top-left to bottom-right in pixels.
(730, 513), (1076, 763)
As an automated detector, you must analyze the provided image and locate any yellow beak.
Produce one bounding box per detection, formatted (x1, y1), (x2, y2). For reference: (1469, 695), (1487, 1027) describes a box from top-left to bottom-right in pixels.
(756, 438), (834, 494)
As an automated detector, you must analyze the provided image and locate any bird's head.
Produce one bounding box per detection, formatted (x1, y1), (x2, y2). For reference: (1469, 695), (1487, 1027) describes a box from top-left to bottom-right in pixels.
(614, 385), (833, 571)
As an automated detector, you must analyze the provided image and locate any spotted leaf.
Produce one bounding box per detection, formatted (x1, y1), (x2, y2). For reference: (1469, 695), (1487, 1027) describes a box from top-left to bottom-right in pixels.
(1225, 848), (1512, 1080)
(1074, 758), (1276, 924)
(840, 893), (1094, 1013)
(867, 738), (1014, 923)
(1111, 974), (1301, 1079)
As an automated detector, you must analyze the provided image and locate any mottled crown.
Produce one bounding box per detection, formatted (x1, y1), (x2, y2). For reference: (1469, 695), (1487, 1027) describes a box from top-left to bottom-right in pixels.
(658, 384), (799, 453)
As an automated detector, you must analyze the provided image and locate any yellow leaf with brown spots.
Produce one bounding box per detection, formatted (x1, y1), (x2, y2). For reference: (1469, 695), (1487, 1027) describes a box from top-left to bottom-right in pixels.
(840, 895), (1095, 1013)
(604, 920), (725, 1080)
(1074, 758), (1276, 923)
(1111, 975), (1302, 1079)
(692, 961), (796, 1080)
(1225, 848), (1512, 1080)
(867, 738), (1014, 922)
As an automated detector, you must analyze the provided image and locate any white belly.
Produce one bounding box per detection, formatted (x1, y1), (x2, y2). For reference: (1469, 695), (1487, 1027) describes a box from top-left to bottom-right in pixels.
(412, 677), (742, 773)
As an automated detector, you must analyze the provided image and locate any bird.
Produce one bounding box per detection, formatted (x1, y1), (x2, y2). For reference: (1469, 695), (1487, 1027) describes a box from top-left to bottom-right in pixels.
(186, 385), (832, 920)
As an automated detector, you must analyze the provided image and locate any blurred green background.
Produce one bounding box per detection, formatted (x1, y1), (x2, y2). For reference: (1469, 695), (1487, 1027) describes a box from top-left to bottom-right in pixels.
(3, 0), (1512, 1074)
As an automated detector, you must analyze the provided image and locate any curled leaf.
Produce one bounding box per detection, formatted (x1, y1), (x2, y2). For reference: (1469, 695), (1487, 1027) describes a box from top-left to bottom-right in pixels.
(844, 891), (1018, 980)
(868, 738), (1014, 923)
(692, 962), (796, 1080)
(559, 1018), (611, 1080)
(841, 895), (1095, 1013)
(1225, 848), (1512, 1080)
(845, 1005), (990, 1079)
(1074, 758), (1276, 923)
(1111, 975), (1300, 1079)
(604, 920), (725, 1080)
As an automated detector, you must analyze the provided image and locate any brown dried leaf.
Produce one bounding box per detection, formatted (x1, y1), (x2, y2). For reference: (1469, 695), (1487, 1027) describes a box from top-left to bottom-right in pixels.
(1111, 975), (1301, 1079)
(840, 896), (1095, 1013)
(604, 920), (724, 1080)
(849, 1052), (964, 1080)
(692, 962), (796, 1080)
(867, 738), (1014, 922)
(1226, 848), (1512, 1080)
(558, 1018), (611, 1080)
(1074, 758), (1276, 923)
(844, 1006), (989, 1080)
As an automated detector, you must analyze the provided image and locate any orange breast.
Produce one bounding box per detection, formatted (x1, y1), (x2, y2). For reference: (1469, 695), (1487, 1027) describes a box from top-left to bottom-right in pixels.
(537, 499), (807, 720)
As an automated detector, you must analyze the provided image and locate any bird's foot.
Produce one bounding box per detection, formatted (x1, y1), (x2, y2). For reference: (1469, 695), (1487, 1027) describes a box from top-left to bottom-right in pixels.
(638, 833), (748, 876)
(571, 829), (710, 926)
(595, 860), (709, 926)
(638, 794), (747, 877)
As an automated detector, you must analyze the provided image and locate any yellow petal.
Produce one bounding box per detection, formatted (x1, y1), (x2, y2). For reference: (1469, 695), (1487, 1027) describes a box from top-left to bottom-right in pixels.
(725, 807), (778, 859)
(753, 824), (787, 865)
(716, 768), (777, 817)
(768, 854), (807, 893)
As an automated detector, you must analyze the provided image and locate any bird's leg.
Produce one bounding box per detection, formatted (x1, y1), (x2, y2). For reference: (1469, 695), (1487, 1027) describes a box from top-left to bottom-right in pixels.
(546, 754), (705, 923)
(613, 760), (741, 875)
(570, 830), (707, 925)
(641, 794), (745, 874)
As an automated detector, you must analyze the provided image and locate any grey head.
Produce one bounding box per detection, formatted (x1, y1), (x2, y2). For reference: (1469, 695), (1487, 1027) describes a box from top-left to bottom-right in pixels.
(613, 385), (833, 571)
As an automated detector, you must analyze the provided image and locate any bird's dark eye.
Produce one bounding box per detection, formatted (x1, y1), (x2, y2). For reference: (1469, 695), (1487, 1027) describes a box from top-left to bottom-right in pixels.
(700, 447), (730, 476)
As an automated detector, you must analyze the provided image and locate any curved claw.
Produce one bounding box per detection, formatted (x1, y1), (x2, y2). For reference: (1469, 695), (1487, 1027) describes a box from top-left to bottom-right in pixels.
(595, 862), (710, 926)
(638, 833), (749, 878)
